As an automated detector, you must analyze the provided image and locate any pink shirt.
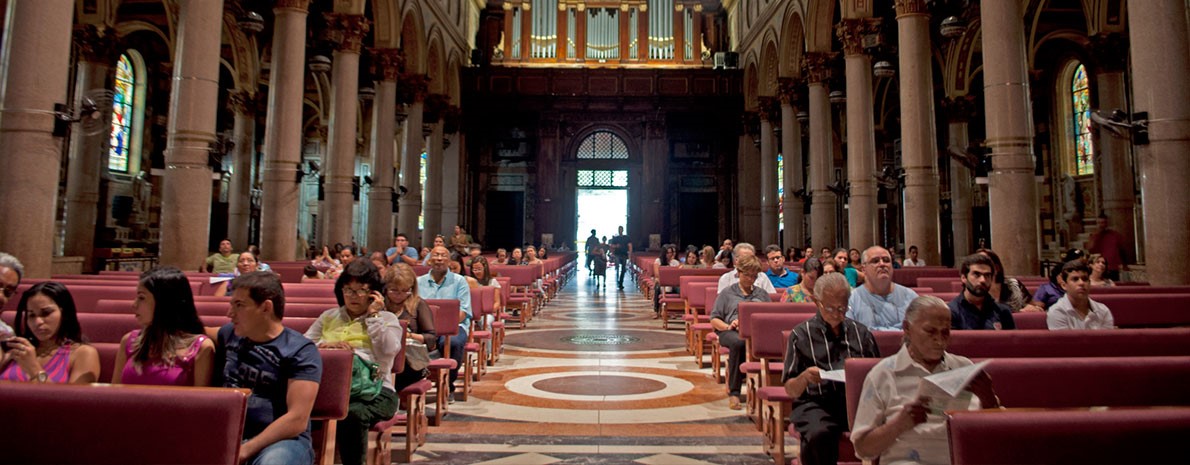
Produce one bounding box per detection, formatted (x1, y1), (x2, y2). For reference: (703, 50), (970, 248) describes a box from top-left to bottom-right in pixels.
(120, 330), (207, 386)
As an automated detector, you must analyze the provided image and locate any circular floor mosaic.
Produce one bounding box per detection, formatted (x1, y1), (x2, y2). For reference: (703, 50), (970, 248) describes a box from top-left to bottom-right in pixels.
(532, 374), (666, 396)
(504, 329), (686, 352)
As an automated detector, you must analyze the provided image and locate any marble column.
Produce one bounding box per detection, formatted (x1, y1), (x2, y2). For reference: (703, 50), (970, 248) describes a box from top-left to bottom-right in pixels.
(320, 13), (369, 248)
(837, 19), (879, 250)
(260, 0), (309, 261)
(227, 91), (257, 250)
(1128, 0), (1190, 285)
(0, 0), (74, 278)
(1090, 34), (1137, 267)
(896, 0), (941, 264)
(805, 52), (836, 251)
(365, 48), (400, 254)
(397, 75), (428, 246)
(758, 97), (779, 247)
(64, 26), (115, 271)
(442, 130), (462, 238)
(943, 97), (976, 259)
(425, 117), (445, 242)
(159, 0), (224, 270)
(737, 115), (761, 243)
(981, 0), (1040, 276)
(779, 79), (805, 249)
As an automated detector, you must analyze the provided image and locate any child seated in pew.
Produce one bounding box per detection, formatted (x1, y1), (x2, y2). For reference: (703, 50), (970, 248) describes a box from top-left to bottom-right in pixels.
(0, 282), (100, 384)
(1047, 260), (1116, 330)
(112, 266), (216, 386)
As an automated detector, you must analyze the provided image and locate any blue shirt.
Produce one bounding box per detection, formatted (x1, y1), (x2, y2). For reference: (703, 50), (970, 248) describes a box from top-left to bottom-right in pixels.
(848, 284), (920, 330)
(385, 246), (419, 264)
(417, 271), (472, 328)
(843, 266), (860, 287)
(1033, 282), (1065, 309)
(217, 324), (322, 441)
(765, 268), (800, 289)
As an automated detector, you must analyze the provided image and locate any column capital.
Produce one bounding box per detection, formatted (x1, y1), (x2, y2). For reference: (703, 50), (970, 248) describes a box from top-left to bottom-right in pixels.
(1089, 33), (1128, 73)
(757, 96), (780, 122)
(73, 24), (119, 64)
(835, 18), (880, 56)
(324, 13), (371, 54)
(777, 77), (803, 105)
(423, 93), (452, 122)
(396, 73), (430, 104)
(227, 90), (260, 116)
(273, 0), (311, 11)
(894, 0), (928, 18)
(740, 111), (760, 136)
(802, 52), (835, 84)
(367, 48), (404, 81)
(939, 95), (978, 123)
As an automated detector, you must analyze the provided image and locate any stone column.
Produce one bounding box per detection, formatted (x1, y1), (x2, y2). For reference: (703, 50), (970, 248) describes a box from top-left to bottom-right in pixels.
(837, 18), (879, 250)
(804, 52), (836, 251)
(442, 122), (462, 238)
(0, 0), (73, 278)
(260, 0), (310, 261)
(981, 0), (1040, 276)
(737, 114), (761, 242)
(365, 48), (401, 254)
(227, 91), (257, 249)
(64, 26), (116, 271)
(425, 115), (445, 241)
(942, 96), (976, 258)
(397, 75), (428, 245)
(320, 13), (369, 248)
(159, 0), (225, 270)
(895, 0), (941, 264)
(1090, 33), (1137, 266)
(1128, 0), (1190, 285)
(758, 97), (779, 247)
(779, 79), (805, 249)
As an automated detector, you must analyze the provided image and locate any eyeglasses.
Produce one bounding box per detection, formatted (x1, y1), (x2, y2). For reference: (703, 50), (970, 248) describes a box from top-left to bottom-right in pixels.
(343, 287), (371, 297)
(386, 288), (411, 297)
(819, 304), (849, 314)
(1, 285), (16, 298)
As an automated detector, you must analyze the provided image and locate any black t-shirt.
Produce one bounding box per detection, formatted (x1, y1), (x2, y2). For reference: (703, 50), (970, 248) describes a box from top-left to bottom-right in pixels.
(585, 235), (600, 254)
(609, 234), (630, 257)
(217, 324), (323, 440)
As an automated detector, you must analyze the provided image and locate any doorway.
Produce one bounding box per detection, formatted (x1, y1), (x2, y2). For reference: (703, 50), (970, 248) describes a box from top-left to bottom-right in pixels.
(575, 169), (628, 250)
(485, 191), (525, 249)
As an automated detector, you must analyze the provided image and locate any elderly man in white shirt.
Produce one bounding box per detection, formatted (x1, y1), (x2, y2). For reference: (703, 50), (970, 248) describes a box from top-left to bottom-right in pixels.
(848, 246), (919, 330)
(1047, 260), (1116, 330)
(716, 242), (776, 294)
(851, 296), (1001, 465)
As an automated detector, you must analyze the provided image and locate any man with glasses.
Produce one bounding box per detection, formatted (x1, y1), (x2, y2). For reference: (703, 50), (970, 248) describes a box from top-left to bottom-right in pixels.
(416, 245), (472, 402)
(764, 245), (800, 289)
(783, 272), (879, 465)
(848, 246), (919, 330)
(949, 253), (1016, 330)
(0, 252), (23, 336)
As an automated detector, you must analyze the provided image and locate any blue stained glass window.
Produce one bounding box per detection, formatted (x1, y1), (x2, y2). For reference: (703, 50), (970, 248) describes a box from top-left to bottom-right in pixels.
(1071, 64), (1094, 176)
(419, 151), (427, 230)
(109, 54), (134, 172)
(777, 153), (784, 227)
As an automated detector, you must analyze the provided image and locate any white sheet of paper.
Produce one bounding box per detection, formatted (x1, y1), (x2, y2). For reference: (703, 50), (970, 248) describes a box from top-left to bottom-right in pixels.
(920, 359), (992, 397)
(820, 369), (846, 383)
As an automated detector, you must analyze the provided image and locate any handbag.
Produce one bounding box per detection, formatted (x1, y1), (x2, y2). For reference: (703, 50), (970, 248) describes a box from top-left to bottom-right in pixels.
(405, 339), (431, 372)
(351, 354), (383, 401)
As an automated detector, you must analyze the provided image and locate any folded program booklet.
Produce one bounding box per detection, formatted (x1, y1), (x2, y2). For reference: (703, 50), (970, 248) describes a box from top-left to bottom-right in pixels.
(917, 359), (992, 415)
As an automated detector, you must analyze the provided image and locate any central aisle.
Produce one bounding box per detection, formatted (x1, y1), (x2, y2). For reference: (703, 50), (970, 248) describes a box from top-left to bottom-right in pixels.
(413, 267), (776, 464)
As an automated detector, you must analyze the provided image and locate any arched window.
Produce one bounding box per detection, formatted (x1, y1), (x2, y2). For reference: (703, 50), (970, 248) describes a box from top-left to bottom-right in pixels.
(577, 131), (629, 159)
(1069, 62), (1094, 176)
(109, 53), (135, 172)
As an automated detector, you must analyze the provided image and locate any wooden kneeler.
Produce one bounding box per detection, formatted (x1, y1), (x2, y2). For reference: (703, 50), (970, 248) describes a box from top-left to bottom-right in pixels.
(367, 378), (433, 464)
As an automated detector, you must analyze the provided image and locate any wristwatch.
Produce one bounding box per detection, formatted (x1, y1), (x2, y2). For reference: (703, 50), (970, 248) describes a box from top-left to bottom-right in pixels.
(34, 370), (48, 383)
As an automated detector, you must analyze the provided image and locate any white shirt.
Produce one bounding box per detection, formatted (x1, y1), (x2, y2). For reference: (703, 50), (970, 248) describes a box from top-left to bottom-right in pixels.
(903, 258), (926, 267)
(716, 268), (776, 294)
(1047, 295), (1116, 330)
(852, 345), (981, 465)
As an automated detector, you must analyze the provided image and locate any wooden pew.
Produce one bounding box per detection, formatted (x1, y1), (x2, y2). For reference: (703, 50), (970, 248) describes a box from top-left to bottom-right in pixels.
(947, 407), (1190, 465)
(0, 382), (249, 464)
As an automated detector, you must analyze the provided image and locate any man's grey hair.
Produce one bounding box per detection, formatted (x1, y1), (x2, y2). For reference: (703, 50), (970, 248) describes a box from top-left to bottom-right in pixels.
(0, 252), (24, 280)
(860, 245), (887, 264)
(732, 242), (756, 260)
(813, 272), (851, 300)
(904, 295), (948, 325)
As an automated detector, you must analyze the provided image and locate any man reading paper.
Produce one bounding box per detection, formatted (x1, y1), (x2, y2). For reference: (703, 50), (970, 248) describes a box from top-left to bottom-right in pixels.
(851, 296), (1001, 465)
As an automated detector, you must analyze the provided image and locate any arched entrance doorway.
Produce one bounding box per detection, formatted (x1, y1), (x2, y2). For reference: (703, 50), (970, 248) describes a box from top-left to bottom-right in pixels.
(574, 131), (630, 250)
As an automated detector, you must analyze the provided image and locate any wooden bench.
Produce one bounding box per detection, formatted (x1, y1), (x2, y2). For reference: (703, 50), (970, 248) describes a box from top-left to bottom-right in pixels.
(0, 382), (249, 464)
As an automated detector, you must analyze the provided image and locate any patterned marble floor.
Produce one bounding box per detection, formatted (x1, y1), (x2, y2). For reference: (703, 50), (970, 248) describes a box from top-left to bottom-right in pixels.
(403, 267), (782, 464)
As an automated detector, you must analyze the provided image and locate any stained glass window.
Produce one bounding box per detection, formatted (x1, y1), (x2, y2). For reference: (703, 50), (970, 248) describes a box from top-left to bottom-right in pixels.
(109, 54), (134, 173)
(777, 153), (784, 228)
(577, 131), (629, 159)
(1071, 63), (1094, 176)
(419, 151), (427, 230)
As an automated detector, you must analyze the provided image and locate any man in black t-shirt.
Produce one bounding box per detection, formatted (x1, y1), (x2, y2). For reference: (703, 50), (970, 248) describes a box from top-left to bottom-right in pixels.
(584, 229), (600, 272)
(609, 226), (632, 289)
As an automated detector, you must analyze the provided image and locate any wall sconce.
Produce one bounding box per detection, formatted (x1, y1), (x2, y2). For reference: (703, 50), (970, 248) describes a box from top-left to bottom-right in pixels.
(829, 90), (846, 104)
(940, 16), (967, 39)
(307, 55), (331, 73)
(796, 110), (809, 123)
(238, 11), (265, 35)
(358, 87), (375, 101)
(873, 60), (895, 78)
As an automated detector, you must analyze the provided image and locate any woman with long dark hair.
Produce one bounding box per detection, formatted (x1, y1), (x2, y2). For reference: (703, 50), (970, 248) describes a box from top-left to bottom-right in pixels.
(113, 266), (215, 386)
(0, 282), (100, 383)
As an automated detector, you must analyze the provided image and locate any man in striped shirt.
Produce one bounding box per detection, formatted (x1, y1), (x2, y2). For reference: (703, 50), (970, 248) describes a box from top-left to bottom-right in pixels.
(782, 272), (880, 465)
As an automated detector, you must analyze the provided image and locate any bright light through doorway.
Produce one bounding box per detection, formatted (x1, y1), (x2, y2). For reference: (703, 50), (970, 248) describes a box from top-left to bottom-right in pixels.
(576, 189), (628, 250)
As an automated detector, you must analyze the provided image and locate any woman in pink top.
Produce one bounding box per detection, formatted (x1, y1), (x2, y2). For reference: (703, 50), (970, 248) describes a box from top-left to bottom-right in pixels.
(0, 282), (100, 383)
(112, 266), (215, 386)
